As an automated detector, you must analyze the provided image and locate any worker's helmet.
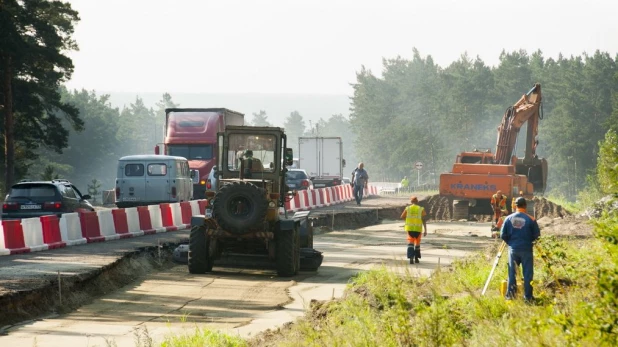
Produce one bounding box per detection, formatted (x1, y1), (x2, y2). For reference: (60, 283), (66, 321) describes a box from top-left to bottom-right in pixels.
(410, 196), (418, 203)
(519, 191), (524, 195)
(515, 197), (527, 208)
(496, 190), (502, 195)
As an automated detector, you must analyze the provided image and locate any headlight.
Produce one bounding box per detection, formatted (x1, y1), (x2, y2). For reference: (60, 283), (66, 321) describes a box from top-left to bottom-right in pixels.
(268, 201), (276, 208)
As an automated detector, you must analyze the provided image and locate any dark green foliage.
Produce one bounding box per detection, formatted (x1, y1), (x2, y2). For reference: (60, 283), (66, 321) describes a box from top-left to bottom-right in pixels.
(0, 0), (82, 191)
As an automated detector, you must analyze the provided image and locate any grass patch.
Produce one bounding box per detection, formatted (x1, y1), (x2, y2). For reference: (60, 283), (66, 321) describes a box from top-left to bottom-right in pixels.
(251, 231), (617, 346)
(160, 327), (247, 347)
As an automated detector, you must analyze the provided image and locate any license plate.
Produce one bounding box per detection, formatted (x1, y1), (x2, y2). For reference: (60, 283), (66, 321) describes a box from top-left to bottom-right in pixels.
(315, 184), (325, 187)
(124, 197), (137, 201)
(205, 209), (212, 218)
(21, 204), (41, 210)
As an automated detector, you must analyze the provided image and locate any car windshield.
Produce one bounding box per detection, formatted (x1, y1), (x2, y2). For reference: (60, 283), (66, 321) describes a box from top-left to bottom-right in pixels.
(9, 184), (57, 198)
(286, 170), (307, 180)
(168, 145), (213, 160)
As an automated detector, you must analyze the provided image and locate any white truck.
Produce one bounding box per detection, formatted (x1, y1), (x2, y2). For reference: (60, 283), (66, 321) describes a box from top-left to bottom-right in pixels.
(298, 137), (344, 188)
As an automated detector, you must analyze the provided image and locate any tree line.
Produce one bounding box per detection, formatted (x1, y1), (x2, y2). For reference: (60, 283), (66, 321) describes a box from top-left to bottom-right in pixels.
(350, 48), (618, 200)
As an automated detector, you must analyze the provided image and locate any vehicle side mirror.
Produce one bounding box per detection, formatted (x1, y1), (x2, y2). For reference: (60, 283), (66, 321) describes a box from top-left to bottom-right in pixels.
(310, 177), (315, 180)
(342, 159), (346, 167)
(154, 145), (160, 155)
(82, 194), (92, 200)
(284, 148), (294, 166)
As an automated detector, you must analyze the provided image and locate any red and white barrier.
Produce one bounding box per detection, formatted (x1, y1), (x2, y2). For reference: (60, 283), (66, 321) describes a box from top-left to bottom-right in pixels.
(125, 207), (144, 237)
(0, 186), (375, 256)
(21, 218), (49, 252)
(59, 213), (87, 246)
(0, 199), (208, 256)
(284, 184), (378, 213)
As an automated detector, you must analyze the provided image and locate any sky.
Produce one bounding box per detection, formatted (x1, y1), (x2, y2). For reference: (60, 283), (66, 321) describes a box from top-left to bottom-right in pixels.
(64, 0), (618, 95)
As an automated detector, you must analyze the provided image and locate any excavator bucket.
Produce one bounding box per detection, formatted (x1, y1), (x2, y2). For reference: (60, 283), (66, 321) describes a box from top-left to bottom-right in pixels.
(516, 157), (547, 194)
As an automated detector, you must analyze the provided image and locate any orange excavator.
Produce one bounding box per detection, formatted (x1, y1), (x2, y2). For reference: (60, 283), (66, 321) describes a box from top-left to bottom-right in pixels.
(439, 83), (547, 219)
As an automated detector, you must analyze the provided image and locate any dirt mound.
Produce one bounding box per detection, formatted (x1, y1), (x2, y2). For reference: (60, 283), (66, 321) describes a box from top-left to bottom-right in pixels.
(419, 195), (452, 221)
(417, 195), (572, 222)
(533, 197), (572, 219)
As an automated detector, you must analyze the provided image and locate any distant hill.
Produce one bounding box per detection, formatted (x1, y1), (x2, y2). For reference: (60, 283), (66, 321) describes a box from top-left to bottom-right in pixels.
(103, 92), (352, 126)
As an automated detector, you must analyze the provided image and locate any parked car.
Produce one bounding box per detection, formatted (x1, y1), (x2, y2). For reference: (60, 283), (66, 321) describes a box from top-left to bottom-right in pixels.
(1, 179), (95, 220)
(286, 169), (314, 190)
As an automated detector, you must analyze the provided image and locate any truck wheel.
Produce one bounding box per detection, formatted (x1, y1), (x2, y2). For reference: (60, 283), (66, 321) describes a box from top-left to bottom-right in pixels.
(276, 225), (300, 277)
(213, 182), (268, 234)
(452, 200), (469, 220)
(188, 225), (213, 273)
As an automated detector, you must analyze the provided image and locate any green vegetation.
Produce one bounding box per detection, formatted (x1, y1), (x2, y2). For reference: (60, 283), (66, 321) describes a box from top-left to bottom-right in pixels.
(160, 327), (247, 347)
(265, 230), (616, 346)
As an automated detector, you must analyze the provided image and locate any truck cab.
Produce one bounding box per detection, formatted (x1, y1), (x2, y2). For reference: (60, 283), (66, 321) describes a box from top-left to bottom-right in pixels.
(156, 108), (244, 199)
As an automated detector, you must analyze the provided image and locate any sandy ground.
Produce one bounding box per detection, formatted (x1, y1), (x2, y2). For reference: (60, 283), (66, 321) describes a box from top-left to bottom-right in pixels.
(0, 218), (494, 347)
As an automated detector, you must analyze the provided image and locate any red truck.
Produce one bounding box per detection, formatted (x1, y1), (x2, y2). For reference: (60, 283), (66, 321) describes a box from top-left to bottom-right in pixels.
(155, 108), (245, 199)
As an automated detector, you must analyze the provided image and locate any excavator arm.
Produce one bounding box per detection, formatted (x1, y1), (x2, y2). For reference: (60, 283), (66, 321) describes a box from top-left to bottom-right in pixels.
(494, 83), (547, 193)
(494, 83), (542, 164)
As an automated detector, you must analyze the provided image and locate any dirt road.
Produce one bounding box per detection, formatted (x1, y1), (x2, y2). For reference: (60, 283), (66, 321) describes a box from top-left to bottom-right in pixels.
(0, 218), (493, 347)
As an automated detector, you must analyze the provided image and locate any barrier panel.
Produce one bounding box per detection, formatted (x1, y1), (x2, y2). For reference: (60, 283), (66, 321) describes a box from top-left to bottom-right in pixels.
(180, 202), (193, 224)
(170, 203), (185, 229)
(59, 213), (87, 246)
(302, 190), (312, 210)
(40, 215), (66, 249)
(189, 200), (201, 217)
(21, 217), (49, 252)
(79, 211), (105, 242)
(148, 204), (165, 232)
(124, 207), (144, 237)
(136, 206), (155, 235)
(1, 220), (29, 254)
(97, 209), (120, 241)
(159, 203), (177, 231)
(111, 208), (132, 239)
(197, 200), (208, 214)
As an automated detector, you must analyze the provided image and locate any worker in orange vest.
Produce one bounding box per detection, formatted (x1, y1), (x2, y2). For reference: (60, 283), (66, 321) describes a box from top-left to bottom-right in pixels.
(400, 196), (428, 264)
(490, 190), (507, 225)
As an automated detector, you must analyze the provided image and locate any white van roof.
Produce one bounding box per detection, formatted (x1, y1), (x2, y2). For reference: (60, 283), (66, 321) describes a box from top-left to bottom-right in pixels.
(119, 154), (188, 161)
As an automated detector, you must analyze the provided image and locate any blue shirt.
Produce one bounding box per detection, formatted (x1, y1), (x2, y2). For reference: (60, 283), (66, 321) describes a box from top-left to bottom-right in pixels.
(352, 168), (368, 187)
(500, 211), (541, 252)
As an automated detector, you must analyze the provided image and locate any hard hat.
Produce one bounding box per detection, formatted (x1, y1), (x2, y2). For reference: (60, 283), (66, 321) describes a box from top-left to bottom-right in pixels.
(519, 191), (524, 195)
(515, 197), (527, 207)
(410, 196), (418, 203)
(496, 190), (502, 194)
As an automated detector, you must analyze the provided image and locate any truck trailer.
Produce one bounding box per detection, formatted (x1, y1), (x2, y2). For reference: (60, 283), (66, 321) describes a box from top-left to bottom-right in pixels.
(298, 137), (345, 188)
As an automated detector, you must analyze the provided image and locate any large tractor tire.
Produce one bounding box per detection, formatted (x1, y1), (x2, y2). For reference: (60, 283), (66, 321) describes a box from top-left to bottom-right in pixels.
(188, 225), (213, 273)
(452, 200), (469, 220)
(276, 225), (300, 277)
(213, 182), (268, 234)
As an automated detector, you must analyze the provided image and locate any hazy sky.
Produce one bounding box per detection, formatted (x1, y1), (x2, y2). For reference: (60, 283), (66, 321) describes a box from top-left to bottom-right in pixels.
(65, 0), (618, 95)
